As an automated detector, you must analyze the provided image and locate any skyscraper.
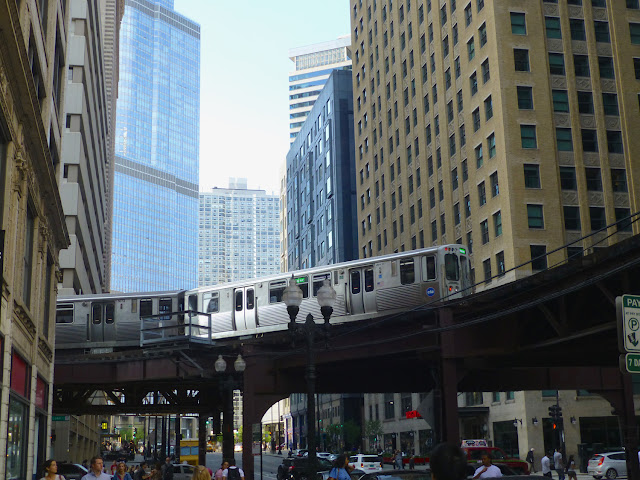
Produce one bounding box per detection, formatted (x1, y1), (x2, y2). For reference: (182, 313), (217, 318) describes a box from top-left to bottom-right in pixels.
(111, 0), (200, 292)
(284, 70), (358, 271)
(351, 0), (639, 285)
(289, 36), (352, 142)
(198, 179), (280, 286)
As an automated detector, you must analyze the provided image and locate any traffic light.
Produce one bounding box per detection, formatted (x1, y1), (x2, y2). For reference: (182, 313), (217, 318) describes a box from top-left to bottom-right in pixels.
(548, 405), (563, 420)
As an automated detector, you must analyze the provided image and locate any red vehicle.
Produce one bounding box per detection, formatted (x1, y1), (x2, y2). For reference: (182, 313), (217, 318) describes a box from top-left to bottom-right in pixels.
(461, 440), (530, 475)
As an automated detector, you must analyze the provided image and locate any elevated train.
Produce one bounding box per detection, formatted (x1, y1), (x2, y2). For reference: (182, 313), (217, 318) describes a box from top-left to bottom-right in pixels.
(56, 245), (471, 349)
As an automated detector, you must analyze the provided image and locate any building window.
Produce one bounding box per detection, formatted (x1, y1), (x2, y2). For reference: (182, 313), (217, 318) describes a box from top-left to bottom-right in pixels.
(577, 91), (594, 113)
(549, 53), (565, 75)
(384, 394), (395, 419)
(511, 12), (526, 35)
(530, 245), (548, 271)
(560, 167), (577, 190)
(479, 23), (487, 46)
(585, 167), (603, 191)
(23, 204), (35, 307)
(487, 133), (496, 158)
(472, 108), (481, 131)
(490, 171), (499, 197)
(496, 251), (505, 276)
(517, 86), (533, 109)
(594, 21), (610, 42)
(465, 3), (472, 26)
(482, 61), (491, 84)
(598, 56), (615, 79)
(483, 258), (492, 283)
(616, 208), (632, 232)
(606, 130), (623, 154)
(475, 144), (483, 169)
(564, 206), (581, 231)
(582, 129), (598, 152)
(552, 89), (569, 112)
(524, 164), (540, 188)
(611, 169), (628, 192)
(468, 37), (475, 60)
(602, 93), (619, 116)
(590, 207), (606, 231)
(452, 168), (459, 190)
(514, 49), (530, 71)
(481, 220), (489, 244)
(478, 182), (486, 206)
(494, 211), (502, 237)
(527, 204), (544, 229)
(632, 23), (640, 44)
(570, 18), (586, 40)
(574, 55), (590, 77)
(521, 125), (537, 149)
(556, 128), (573, 151)
(545, 17), (562, 38)
(470, 72), (478, 95)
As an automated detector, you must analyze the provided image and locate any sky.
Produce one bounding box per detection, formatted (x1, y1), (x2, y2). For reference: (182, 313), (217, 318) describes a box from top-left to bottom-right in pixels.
(173, 0), (351, 195)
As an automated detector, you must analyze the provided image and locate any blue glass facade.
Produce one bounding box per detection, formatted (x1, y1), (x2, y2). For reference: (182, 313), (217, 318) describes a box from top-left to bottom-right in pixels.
(111, 0), (200, 291)
(285, 70), (358, 270)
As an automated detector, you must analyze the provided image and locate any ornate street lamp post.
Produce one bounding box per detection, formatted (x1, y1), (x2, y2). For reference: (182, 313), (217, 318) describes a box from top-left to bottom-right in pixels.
(283, 278), (336, 480)
(213, 354), (246, 464)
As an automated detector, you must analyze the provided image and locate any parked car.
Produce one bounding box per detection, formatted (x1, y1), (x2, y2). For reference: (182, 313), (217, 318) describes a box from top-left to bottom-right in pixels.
(277, 457), (334, 480)
(588, 452), (627, 479)
(297, 449), (310, 457)
(465, 463), (517, 478)
(348, 455), (383, 473)
(173, 464), (196, 480)
(318, 452), (338, 461)
(56, 463), (88, 480)
(349, 469), (367, 480)
(358, 469), (432, 480)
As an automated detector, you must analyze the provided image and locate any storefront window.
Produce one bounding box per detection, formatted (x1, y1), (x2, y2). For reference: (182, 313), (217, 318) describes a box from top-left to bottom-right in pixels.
(7, 398), (28, 480)
(493, 420), (519, 458)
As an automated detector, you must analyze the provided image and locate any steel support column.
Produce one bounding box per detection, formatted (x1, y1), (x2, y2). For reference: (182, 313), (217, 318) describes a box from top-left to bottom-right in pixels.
(621, 374), (639, 480)
(175, 415), (181, 463)
(223, 386), (235, 462)
(198, 414), (207, 467)
(439, 308), (460, 444)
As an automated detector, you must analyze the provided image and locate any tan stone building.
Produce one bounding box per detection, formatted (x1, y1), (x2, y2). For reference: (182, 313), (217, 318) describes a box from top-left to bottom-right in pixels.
(353, 0), (640, 466)
(0, 0), (71, 477)
(351, 0), (639, 286)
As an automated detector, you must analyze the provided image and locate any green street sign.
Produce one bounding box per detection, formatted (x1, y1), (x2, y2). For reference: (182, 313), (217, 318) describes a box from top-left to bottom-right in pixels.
(52, 415), (69, 421)
(617, 295), (640, 353)
(625, 353), (640, 373)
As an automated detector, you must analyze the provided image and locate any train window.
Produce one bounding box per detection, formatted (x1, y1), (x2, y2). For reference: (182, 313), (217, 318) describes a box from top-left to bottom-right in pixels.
(159, 298), (172, 321)
(235, 291), (243, 311)
(140, 299), (152, 318)
(204, 292), (219, 313)
(313, 273), (331, 296)
(246, 289), (255, 310)
(351, 271), (361, 294)
(56, 304), (74, 324)
(269, 280), (287, 303)
(423, 256), (437, 281)
(105, 304), (115, 324)
(188, 294), (197, 312)
(400, 259), (416, 284)
(445, 254), (460, 281)
(364, 268), (374, 292)
(295, 277), (309, 298)
(92, 304), (102, 324)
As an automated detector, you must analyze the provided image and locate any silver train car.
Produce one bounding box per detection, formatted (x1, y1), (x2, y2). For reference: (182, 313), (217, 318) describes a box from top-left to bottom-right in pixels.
(186, 244), (471, 340)
(55, 245), (470, 349)
(56, 290), (184, 349)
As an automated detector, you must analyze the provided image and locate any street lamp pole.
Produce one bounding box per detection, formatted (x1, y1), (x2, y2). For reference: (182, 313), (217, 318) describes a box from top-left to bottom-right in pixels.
(284, 278), (336, 480)
(214, 354), (247, 463)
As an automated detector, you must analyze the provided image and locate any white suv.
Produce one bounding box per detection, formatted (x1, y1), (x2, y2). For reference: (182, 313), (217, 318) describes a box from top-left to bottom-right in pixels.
(348, 455), (383, 473)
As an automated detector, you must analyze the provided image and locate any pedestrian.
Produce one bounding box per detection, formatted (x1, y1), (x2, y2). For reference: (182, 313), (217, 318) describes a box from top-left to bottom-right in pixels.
(222, 459), (244, 480)
(214, 461), (229, 480)
(429, 443), (467, 480)
(40, 459), (66, 480)
(395, 450), (404, 470)
(81, 457), (112, 480)
(554, 449), (565, 480)
(193, 465), (211, 480)
(148, 464), (163, 480)
(541, 452), (552, 478)
(409, 455), (415, 470)
(134, 463), (149, 480)
(566, 455), (577, 480)
(111, 461), (119, 475)
(472, 453), (502, 478)
(113, 462), (133, 480)
(327, 454), (353, 480)
(526, 448), (535, 473)
(161, 457), (174, 480)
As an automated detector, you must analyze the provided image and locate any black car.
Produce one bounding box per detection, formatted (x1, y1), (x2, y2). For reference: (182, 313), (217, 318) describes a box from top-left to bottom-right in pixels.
(277, 457), (334, 480)
(56, 463), (88, 480)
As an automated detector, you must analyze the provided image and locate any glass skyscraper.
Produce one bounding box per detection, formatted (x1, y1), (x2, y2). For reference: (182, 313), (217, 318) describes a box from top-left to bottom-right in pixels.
(111, 0), (200, 292)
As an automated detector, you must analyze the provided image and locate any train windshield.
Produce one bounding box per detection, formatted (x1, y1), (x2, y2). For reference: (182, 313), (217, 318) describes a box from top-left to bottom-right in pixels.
(445, 253), (460, 281)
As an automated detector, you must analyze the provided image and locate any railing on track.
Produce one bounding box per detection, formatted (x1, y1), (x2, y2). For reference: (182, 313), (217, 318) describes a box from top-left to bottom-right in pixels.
(140, 310), (212, 346)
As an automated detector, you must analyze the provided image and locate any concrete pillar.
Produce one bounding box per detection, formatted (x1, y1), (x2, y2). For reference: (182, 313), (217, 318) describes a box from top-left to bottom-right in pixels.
(198, 414), (207, 467)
